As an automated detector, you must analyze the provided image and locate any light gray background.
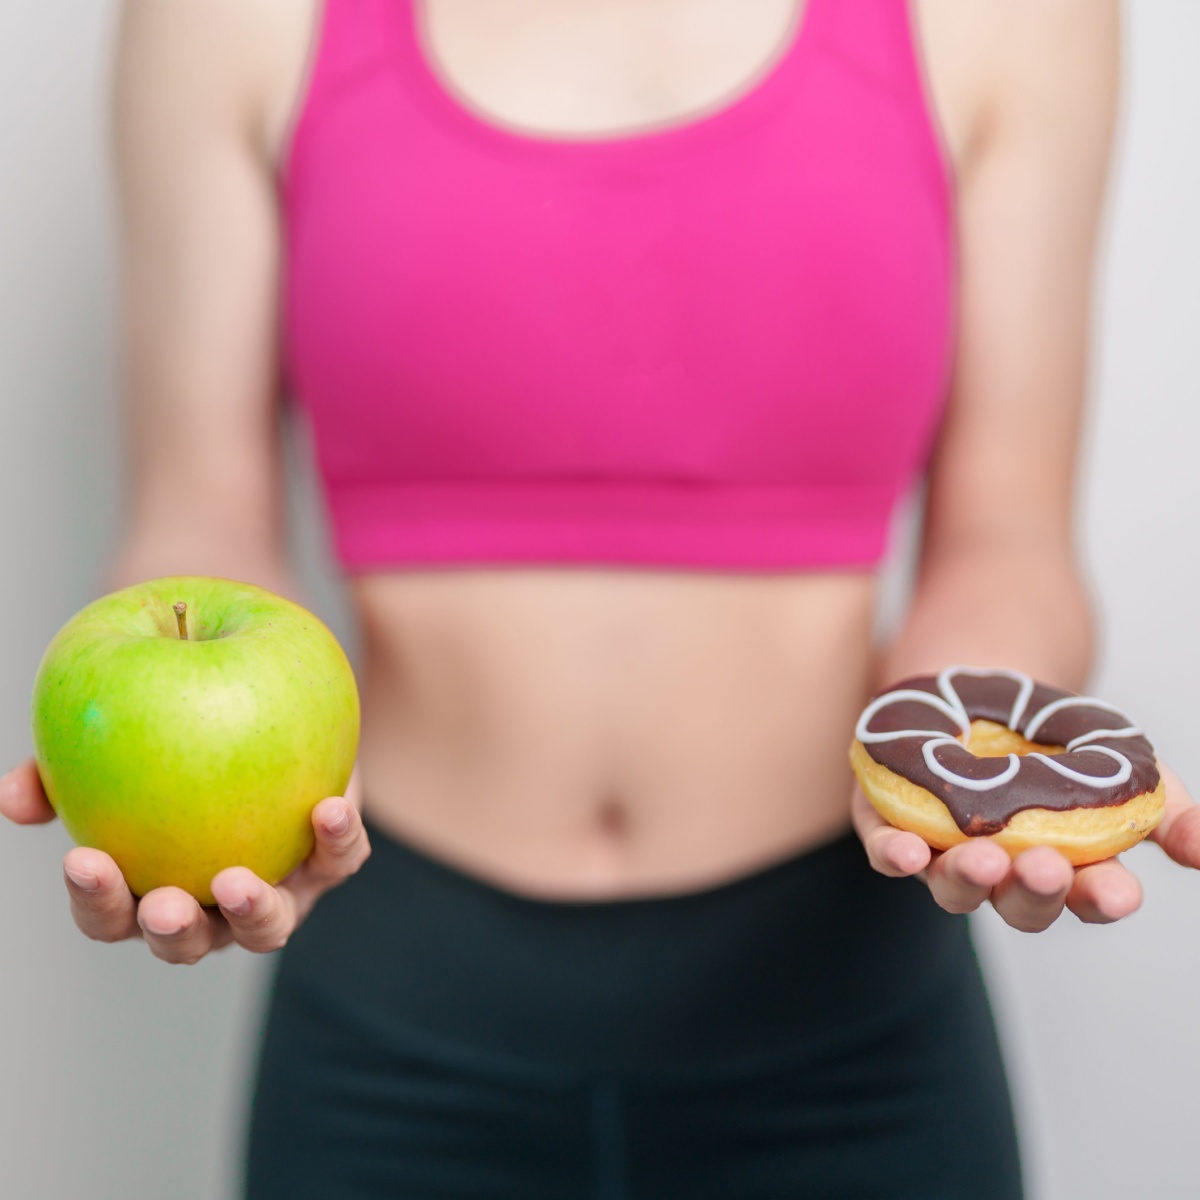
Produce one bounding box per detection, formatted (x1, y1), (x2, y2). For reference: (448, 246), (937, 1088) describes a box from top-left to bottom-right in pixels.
(1, 4), (1196, 1198)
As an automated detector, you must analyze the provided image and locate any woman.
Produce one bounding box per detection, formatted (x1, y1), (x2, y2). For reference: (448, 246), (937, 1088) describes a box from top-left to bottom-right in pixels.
(2, 0), (1197, 1195)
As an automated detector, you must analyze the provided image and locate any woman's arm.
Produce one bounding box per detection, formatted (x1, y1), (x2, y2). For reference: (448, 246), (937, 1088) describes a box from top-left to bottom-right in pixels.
(855, 0), (1200, 929)
(0, 0), (368, 963)
(887, 0), (1119, 688)
(111, 0), (295, 597)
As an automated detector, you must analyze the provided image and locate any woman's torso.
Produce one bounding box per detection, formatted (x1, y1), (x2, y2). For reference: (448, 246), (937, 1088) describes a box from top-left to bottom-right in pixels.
(253, 0), (987, 897)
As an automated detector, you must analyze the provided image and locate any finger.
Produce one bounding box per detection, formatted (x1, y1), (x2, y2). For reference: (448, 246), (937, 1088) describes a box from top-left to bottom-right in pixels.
(850, 785), (931, 877)
(209, 867), (297, 954)
(991, 846), (1075, 932)
(291, 795), (372, 896)
(63, 847), (141, 943)
(1066, 858), (1143, 925)
(924, 839), (1011, 914)
(1, 761), (57, 825)
(204, 909), (237, 951)
(137, 887), (215, 965)
(1149, 762), (1200, 869)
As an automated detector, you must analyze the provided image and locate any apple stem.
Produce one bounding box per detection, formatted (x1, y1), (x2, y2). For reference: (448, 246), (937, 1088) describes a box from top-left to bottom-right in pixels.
(173, 602), (189, 641)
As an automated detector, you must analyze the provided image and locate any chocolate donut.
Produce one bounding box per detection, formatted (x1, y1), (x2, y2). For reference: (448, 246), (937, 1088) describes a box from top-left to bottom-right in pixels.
(849, 667), (1166, 865)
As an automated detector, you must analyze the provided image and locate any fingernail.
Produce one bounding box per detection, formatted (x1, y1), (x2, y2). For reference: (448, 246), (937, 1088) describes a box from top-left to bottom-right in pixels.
(64, 864), (100, 892)
(325, 807), (350, 837)
(144, 919), (186, 938)
(222, 895), (251, 917)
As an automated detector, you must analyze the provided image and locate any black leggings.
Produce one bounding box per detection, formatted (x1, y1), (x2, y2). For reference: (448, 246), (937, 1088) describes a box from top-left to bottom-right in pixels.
(246, 819), (1023, 1199)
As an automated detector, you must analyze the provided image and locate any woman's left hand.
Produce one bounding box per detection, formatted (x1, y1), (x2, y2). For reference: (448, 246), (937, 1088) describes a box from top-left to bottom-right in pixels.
(852, 762), (1200, 931)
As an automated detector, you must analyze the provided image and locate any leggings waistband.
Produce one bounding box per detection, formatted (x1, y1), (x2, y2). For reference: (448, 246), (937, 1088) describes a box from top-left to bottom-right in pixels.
(274, 816), (972, 1074)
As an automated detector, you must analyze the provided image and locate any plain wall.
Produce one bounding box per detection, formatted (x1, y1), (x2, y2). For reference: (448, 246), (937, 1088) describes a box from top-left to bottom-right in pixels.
(1, 4), (1196, 1198)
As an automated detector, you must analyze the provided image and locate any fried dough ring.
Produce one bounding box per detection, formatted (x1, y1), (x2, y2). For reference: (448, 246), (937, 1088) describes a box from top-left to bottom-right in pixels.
(851, 721), (1165, 865)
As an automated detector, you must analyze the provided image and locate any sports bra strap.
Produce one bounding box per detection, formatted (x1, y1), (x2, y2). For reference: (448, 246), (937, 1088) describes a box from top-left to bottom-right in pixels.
(298, 0), (407, 117)
(805, 0), (935, 109)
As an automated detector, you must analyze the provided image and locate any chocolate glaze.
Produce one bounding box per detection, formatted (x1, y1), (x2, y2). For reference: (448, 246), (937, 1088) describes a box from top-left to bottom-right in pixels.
(858, 670), (1160, 836)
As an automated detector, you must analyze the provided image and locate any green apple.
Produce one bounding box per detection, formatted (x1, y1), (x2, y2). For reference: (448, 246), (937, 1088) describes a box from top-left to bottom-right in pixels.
(29, 576), (360, 905)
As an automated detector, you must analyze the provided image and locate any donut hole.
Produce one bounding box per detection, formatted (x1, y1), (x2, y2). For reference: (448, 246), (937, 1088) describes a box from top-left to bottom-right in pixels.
(964, 719), (1066, 758)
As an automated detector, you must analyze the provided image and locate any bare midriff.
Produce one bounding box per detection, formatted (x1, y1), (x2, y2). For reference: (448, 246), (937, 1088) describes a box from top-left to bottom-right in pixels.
(350, 571), (876, 898)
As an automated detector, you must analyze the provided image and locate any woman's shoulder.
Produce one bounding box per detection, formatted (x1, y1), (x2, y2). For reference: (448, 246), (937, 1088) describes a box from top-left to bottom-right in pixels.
(917, 0), (1119, 177)
(115, 0), (319, 169)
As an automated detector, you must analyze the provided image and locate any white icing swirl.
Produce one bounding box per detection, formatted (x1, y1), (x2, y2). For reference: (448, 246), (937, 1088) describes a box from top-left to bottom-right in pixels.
(856, 666), (1142, 792)
(921, 737), (1021, 792)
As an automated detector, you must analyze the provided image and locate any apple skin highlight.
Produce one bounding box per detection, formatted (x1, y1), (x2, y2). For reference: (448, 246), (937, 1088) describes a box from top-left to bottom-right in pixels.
(29, 576), (361, 905)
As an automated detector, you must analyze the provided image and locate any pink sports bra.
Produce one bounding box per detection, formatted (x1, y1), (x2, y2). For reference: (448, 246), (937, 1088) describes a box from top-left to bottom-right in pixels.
(282, 0), (954, 571)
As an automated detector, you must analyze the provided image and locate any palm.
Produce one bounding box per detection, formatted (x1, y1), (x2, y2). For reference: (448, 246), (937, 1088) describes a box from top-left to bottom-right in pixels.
(0, 759), (370, 962)
(852, 761), (1198, 931)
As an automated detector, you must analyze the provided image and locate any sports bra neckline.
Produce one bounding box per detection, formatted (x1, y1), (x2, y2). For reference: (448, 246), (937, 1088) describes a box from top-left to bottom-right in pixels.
(404, 0), (816, 156)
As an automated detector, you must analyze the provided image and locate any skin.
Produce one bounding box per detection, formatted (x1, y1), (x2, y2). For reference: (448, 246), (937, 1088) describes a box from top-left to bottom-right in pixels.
(3, 0), (1199, 968)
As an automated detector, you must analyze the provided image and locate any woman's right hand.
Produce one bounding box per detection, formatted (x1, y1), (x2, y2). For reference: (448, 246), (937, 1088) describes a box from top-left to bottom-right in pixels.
(0, 759), (371, 964)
